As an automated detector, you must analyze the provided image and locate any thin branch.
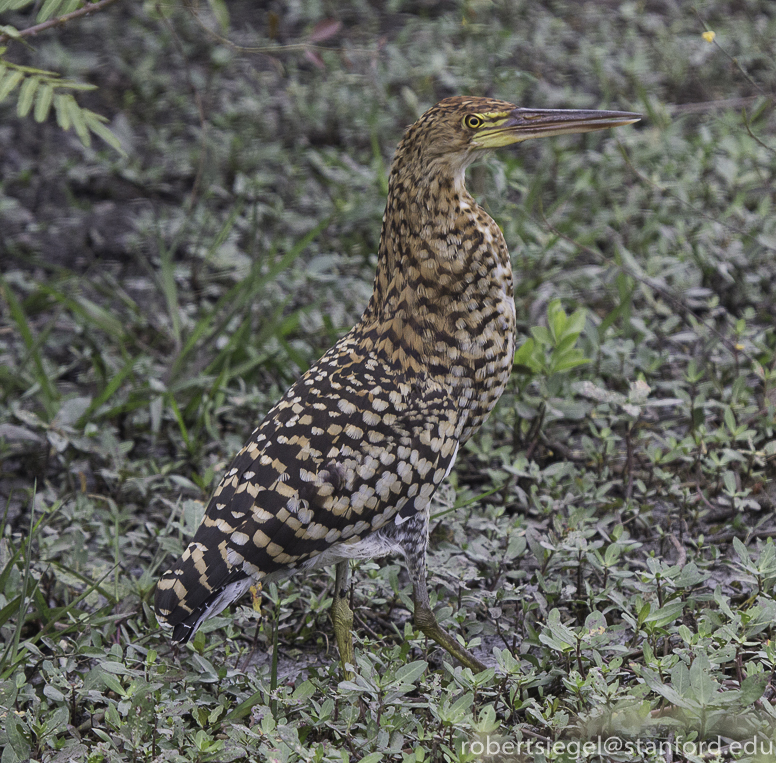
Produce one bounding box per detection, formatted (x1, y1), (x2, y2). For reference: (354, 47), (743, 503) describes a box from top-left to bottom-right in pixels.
(154, 2), (208, 208)
(0, 0), (123, 45)
(616, 136), (776, 254)
(693, 8), (771, 99)
(742, 107), (776, 157)
(666, 96), (761, 114)
(537, 199), (751, 363)
(667, 533), (687, 568)
(181, 0), (378, 58)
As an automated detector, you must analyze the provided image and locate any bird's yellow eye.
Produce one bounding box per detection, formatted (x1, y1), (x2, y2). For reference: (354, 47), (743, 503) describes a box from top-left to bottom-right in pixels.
(464, 114), (482, 129)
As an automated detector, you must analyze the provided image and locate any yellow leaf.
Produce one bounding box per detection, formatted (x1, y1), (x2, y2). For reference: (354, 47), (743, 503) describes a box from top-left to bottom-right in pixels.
(250, 583), (263, 613)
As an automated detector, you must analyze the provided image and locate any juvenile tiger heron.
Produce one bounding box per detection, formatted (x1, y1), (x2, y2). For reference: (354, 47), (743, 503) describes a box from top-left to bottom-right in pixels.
(156, 96), (640, 673)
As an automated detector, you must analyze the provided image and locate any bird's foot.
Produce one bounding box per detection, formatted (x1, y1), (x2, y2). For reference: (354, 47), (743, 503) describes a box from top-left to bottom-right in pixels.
(331, 563), (355, 679)
(414, 602), (486, 673)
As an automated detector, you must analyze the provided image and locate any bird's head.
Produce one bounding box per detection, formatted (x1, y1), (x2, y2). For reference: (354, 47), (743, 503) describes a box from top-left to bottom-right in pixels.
(395, 96), (640, 180)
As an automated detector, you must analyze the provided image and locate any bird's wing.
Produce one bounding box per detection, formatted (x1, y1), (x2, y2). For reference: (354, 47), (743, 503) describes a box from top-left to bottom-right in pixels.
(155, 349), (459, 640)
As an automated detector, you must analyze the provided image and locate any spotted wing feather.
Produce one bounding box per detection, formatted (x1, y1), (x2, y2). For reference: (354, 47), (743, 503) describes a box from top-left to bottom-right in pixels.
(155, 341), (458, 641)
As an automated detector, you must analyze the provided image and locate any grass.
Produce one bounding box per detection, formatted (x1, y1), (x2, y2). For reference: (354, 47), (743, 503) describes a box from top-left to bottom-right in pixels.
(1, 0), (776, 761)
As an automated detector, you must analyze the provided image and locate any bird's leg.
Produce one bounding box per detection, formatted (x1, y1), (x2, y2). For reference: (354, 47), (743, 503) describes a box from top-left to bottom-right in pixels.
(411, 564), (486, 674)
(331, 560), (355, 678)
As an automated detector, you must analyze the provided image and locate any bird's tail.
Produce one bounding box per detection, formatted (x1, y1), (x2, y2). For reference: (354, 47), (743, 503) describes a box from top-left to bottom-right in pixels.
(155, 539), (251, 643)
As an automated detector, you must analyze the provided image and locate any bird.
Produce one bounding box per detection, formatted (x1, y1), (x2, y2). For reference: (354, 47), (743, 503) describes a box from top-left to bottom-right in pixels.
(155, 96), (640, 673)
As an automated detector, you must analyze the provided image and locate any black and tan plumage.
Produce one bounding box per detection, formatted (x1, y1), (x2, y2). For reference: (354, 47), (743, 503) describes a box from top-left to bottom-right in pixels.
(155, 96), (640, 672)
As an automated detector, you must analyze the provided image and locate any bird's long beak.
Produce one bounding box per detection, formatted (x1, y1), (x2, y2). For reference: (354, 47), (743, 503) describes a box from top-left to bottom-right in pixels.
(475, 108), (641, 148)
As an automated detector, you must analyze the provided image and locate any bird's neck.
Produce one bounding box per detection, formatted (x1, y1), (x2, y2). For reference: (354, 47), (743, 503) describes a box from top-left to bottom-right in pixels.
(358, 164), (514, 381)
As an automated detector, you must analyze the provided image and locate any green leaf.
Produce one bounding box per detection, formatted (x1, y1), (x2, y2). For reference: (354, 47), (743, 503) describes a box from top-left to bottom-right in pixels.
(639, 666), (693, 709)
(446, 692), (474, 723)
(564, 308), (587, 339)
(0, 595), (23, 631)
(548, 300), (567, 342)
(668, 661), (690, 698)
(357, 754), (383, 763)
(722, 470), (737, 495)
(551, 352), (590, 374)
(0, 26), (22, 40)
(554, 333), (581, 355)
(530, 325), (551, 347)
(643, 598), (684, 627)
(98, 670), (126, 696)
(0, 0), (38, 12)
(291, 680), (316, 700)
(36, 0), (63, 22)
(513, 338), (540, 373)
(0, 68), (23, 103)
(740, 672), (768, 705)
(54, 92), (72, 129)
(5, 716), (30, 760)
(394, 660), (427, 686)
(733, 537), (751, 565)
(206, 0), (230, 31)
(17, 74), (38, 117)
(539, 610), (576, 651)
(83, 110), (126, 155)
(66, 94), (90, 146)
(33, 81), (53, 122)
(689, 654), (718, 705)
(604, 543), (621, 566)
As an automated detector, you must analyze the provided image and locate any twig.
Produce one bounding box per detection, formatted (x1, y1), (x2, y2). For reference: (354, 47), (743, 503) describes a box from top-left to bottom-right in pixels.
(181, 0), (376, 58)
(540, 433), (586, 462)
(742, 109), (776, 157)
(667, 533), (687, 568)
(694, 8), (771, 98)
(666, 96), (762, 114)
(0, 0), (123, 45)
(705, 528), (776, 545)
(616, 136), (776, 254)
(538, 197), (753, 363)
(155, 2), (208, 207)
(625, 425), (634, 500)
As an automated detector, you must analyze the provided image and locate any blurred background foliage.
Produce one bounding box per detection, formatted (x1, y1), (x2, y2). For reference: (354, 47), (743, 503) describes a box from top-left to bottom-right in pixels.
(1, 1), (776, 761)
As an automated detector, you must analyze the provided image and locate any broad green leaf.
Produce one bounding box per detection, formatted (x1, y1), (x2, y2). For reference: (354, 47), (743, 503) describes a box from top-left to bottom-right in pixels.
(740, 673), (768, 705)
(530, 325), (551, 347)
(5, 716), (30, 760)
(639, 666), (693, 709)
(357, 754), (383, 763)
(671, 662), (691, 698)
(394, 660), (428, 686)
(643, 598), (684, 627)
(446, 692), (474, 723)
(732, 537), (750, 565)
(554, 333), (581, 354)
(291, 680), (316, 700)
(513, 338), (539, 372)
(564, 309), (587, 338)
(689, 654), (718, 706)
(551, 353), (590, 373)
